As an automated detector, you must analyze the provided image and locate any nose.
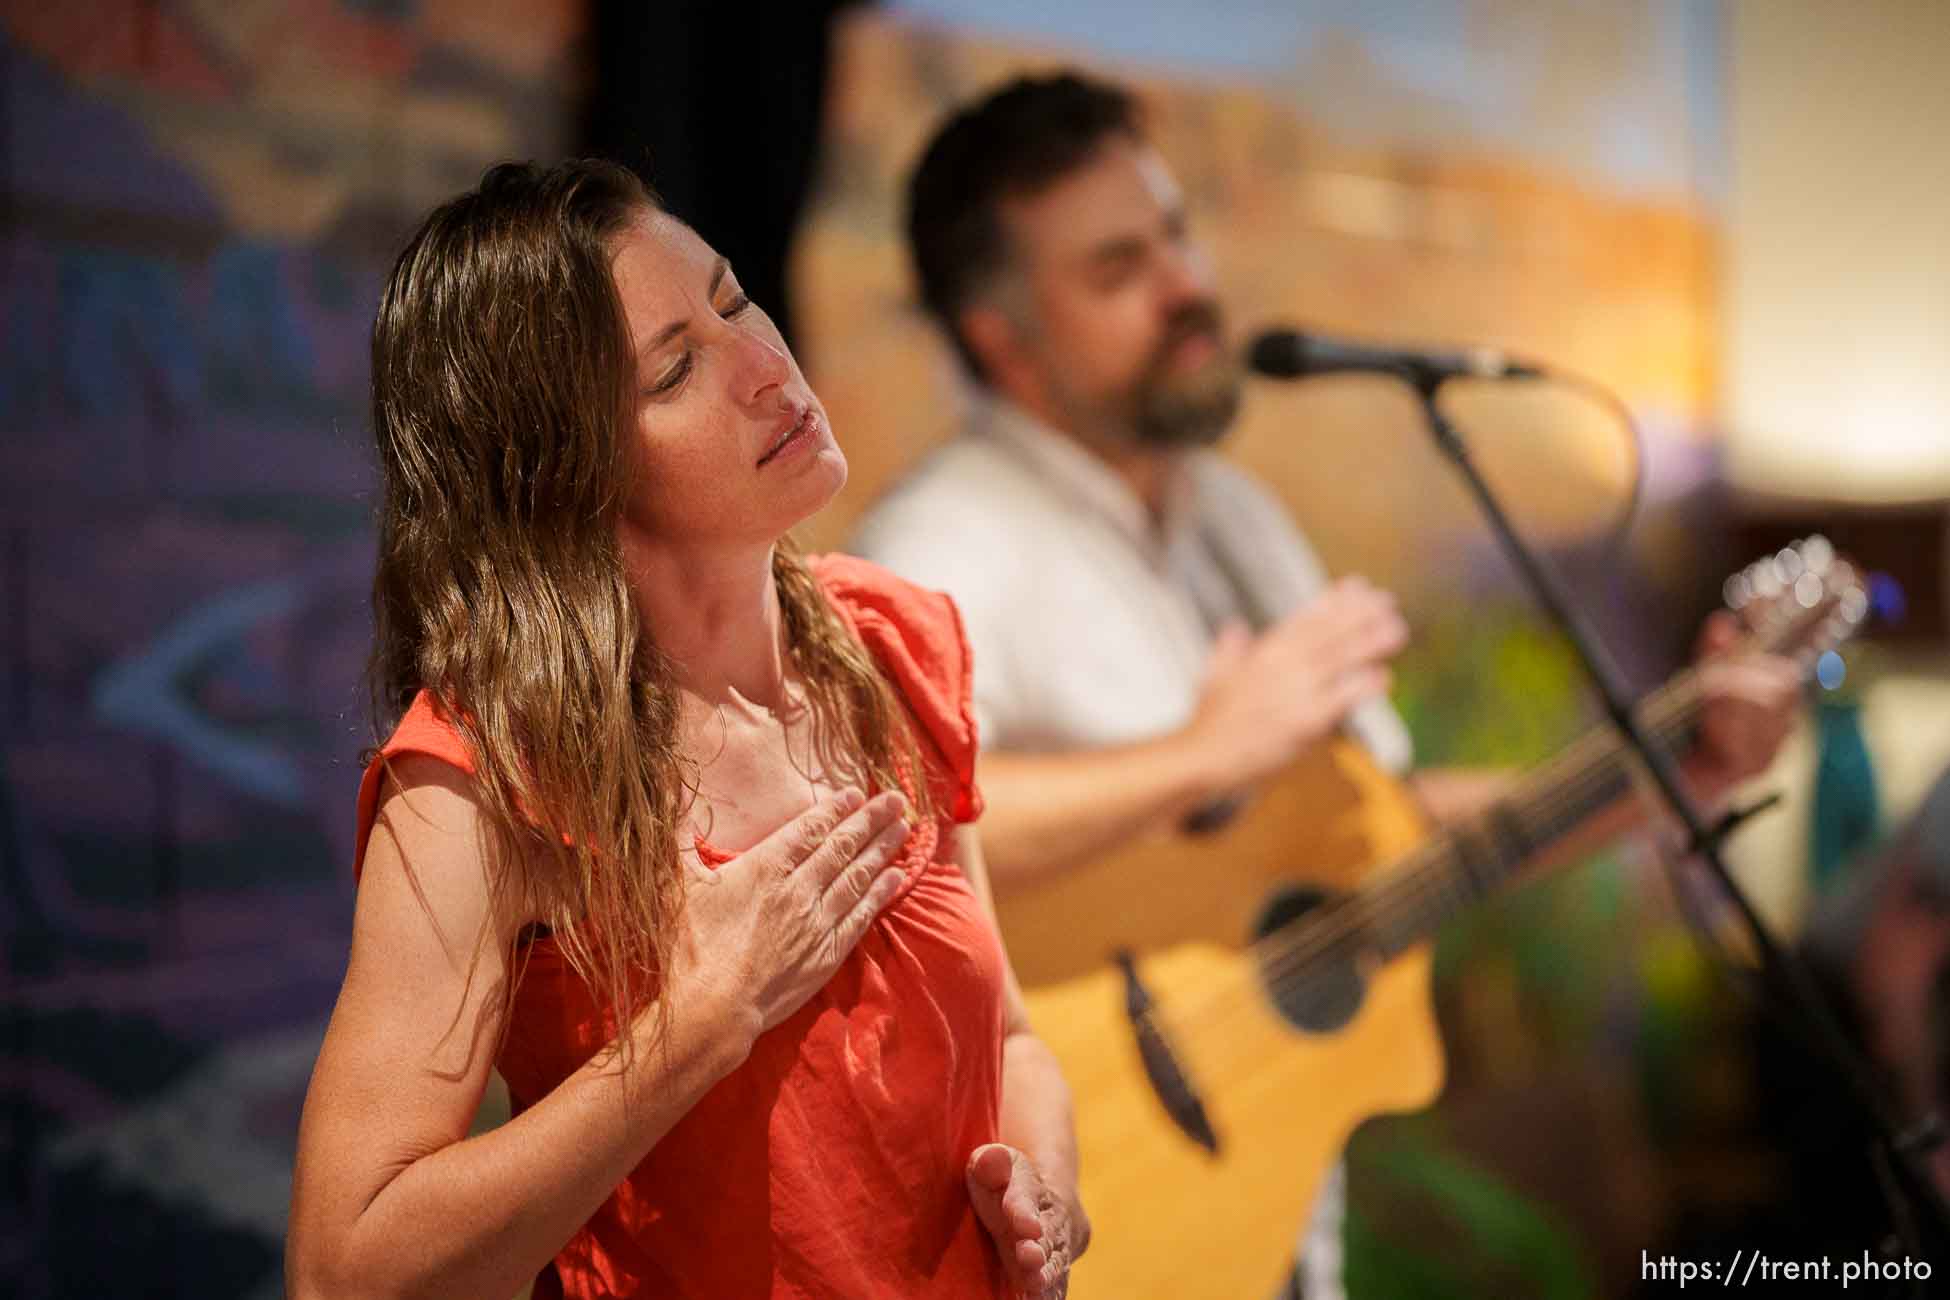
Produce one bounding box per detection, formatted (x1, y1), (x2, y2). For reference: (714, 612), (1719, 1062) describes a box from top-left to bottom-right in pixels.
(1159, 239), (1213, 306)
(726, 317), (792, 408)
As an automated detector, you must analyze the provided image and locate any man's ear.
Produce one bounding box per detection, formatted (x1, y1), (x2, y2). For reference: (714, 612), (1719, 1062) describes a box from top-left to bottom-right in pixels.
(959, 301), (1028, 391)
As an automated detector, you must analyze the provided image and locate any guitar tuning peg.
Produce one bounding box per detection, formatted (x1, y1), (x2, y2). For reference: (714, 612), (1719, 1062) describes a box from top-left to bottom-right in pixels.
(1801, 535), (1835, 575)
(1724, 572), (1752, 610)
(1840, 587), (1870, 624)
(1776, 547), (1806, 582)
(1752, 562), (1784, 599)
(1794, 572), (1824, 609)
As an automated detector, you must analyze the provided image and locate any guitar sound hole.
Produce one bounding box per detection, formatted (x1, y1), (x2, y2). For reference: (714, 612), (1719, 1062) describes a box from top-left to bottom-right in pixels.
(1253, 885), (1368, 1034)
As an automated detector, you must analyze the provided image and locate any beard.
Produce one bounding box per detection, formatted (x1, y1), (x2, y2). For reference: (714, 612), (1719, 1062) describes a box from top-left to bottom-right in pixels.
(1124, 298), (1244, 449)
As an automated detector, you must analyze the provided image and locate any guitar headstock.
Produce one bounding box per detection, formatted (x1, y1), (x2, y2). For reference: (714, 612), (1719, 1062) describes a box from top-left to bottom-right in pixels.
(1721, 534), (1872, 671)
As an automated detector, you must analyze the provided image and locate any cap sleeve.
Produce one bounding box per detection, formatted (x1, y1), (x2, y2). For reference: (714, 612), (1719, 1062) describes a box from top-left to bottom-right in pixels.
(352, 690), (478, 880)
(810, 553), (984, 824)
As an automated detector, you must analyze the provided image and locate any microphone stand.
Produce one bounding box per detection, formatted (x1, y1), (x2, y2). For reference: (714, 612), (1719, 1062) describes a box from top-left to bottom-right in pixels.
(1401, 367), (1949, 1287)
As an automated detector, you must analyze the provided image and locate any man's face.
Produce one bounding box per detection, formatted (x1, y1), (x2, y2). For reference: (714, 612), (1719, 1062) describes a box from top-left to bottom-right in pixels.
(993, 136), (1242, 448)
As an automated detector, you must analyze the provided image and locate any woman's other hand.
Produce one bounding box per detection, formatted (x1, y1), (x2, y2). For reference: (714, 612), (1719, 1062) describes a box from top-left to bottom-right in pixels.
(674, 788), (912, 1044)
(966, 1142), (1086, 1298)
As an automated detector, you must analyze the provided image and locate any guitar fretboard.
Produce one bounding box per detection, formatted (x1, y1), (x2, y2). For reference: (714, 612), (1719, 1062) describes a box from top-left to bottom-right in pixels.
(1366, 674), (1704, 956)
(1250, 552), (1861, 996)
(1342, 569), (1854, 960)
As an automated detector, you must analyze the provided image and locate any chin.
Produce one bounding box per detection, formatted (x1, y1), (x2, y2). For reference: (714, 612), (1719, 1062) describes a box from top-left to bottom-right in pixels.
(777, 445), (849, 533)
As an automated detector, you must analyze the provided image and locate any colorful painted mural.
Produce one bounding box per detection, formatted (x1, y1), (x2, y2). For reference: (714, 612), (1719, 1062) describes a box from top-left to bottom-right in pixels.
(1, 6), (577, 1294)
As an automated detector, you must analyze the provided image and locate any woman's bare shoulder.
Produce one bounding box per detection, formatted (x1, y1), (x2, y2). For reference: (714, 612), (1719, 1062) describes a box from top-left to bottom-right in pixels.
(361, 754), (534, 949)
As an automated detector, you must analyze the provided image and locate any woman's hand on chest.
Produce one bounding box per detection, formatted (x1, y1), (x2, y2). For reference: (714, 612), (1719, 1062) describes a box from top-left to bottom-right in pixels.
(671, 787), (914, 1041)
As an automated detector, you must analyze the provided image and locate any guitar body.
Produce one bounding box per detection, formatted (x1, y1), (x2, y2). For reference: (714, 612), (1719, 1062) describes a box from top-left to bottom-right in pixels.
(996, 739), (1446, 1299)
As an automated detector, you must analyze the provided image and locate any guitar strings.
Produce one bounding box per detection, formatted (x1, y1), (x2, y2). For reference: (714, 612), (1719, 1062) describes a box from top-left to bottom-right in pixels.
(1150, 680), (1706, 1049)
(1251, 678), (1700, 989)
(1270, 692), (1698, 984)
(1188, 751), (1688, 1051)
(1163, 735), (1696, 1059)
(1138, 735), (1692, 1058)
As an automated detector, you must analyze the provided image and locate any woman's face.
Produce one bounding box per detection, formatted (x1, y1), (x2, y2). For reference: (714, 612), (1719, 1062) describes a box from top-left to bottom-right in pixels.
(610, 210), (846, 549)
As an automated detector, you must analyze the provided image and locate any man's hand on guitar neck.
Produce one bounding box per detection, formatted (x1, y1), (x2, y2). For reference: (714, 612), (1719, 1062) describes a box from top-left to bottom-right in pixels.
(1412, 611), (1804, 872)
(1685, 610), (1804, 799)
(1186, 575), (1409, 789)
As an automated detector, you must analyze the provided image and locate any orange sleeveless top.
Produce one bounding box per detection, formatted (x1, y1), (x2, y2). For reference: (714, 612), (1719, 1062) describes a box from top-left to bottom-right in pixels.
(352, 555), (1007, 1298)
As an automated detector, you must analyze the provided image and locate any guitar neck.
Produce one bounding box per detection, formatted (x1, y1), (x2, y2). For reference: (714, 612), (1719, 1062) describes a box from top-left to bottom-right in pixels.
(1368, 671), (1706, 956)
(1354, 550), (1869, 956)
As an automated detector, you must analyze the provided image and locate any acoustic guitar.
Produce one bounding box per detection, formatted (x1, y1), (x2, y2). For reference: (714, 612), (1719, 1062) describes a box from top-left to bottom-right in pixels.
(992, 539), (1868, 1299)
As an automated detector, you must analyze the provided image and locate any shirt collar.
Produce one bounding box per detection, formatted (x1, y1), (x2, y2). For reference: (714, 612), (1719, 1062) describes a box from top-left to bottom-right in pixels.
(975, 397), (1199, 558)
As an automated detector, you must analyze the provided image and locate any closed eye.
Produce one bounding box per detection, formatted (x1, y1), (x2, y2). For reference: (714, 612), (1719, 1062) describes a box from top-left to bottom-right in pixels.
(1086, 241), (1147, 293)
(647, 352), (692, 397)
(644, 284), (754, 398)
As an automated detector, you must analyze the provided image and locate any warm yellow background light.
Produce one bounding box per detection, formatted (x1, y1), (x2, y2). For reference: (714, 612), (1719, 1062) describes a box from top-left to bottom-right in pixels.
(1724, 0), (1950, 504)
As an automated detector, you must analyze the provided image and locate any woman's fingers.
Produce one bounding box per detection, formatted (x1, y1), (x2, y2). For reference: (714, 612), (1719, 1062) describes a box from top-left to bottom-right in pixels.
(799, 791), (907, 890)
(968, 1143), (1015, 1189)
(832, 865), (906, 955)
(685, 789), (915, 1038)
(740, 787), (866, 877)
(967, 1143), (1065, 1294)
(965, 1143), (1018, 1247)
(725, 788), (906, 890)
(1002, 1176), (1043, 1240)
(822, 817), (912, 927)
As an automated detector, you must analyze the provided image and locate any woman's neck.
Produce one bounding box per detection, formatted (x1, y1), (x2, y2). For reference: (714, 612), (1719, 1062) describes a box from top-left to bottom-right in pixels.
(619, 534), (791, 712)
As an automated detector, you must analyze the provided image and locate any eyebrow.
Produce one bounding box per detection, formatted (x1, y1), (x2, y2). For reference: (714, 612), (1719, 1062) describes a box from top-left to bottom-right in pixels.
(639, 257), (732, 355)
(1083, 235), (1148, 272)
(1081, 205), (1189, 276)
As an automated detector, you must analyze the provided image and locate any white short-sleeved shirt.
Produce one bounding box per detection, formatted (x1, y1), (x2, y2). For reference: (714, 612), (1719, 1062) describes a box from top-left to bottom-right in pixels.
(849, 398), (1413, 774)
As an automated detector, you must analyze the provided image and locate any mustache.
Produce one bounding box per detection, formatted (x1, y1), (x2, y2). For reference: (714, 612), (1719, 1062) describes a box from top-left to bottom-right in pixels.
(1147, 300), (1227, 372)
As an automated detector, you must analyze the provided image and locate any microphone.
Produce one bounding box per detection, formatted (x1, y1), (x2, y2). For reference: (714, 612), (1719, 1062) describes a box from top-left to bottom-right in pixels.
(1246, 327), (1544, 383)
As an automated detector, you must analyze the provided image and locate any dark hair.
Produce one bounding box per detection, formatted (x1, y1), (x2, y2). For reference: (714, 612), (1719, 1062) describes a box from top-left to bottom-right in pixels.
(905, 71), (1142, 378)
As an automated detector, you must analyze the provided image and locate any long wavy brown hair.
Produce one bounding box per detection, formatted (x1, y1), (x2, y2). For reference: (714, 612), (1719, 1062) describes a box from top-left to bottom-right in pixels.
(368, 159), (931, 1061)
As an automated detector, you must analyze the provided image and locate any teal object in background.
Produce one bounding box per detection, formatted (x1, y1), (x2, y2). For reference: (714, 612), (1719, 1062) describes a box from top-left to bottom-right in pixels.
(1811, 656), (1882, 889)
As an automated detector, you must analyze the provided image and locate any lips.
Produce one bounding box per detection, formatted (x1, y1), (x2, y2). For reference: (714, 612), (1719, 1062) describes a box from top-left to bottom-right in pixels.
(1151, 301), (1227, 371)
(1172, 331), (1219, 363)
(757, 406), (814, 467)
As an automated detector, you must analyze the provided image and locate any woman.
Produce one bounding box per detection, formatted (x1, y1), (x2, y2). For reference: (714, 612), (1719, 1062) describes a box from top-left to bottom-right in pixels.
(287, 160), (1085, 1299)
